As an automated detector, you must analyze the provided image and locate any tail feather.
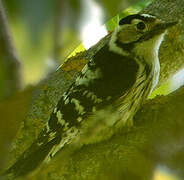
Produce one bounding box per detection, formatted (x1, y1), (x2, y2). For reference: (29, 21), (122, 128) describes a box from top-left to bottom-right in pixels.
(3, 129), (61, 178)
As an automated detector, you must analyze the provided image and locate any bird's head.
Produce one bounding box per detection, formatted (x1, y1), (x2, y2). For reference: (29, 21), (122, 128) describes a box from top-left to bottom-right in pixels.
(109, 13), (177, 60)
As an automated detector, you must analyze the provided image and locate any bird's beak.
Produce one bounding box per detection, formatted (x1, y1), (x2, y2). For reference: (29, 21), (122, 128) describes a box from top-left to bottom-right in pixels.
(155, 21), (178, 32)
(139, 20), (178, 42)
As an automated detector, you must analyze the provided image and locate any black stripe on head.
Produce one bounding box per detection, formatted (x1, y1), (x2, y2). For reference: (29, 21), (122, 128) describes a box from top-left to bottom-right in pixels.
(119, 14), (156, 25)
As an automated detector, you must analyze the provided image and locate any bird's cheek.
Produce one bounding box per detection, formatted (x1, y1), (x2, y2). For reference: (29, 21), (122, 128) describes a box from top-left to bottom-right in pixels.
(118, 29), (142, 44)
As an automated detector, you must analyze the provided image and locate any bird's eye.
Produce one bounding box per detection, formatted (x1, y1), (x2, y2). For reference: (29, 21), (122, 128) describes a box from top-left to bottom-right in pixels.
(136, 22), (146, 30)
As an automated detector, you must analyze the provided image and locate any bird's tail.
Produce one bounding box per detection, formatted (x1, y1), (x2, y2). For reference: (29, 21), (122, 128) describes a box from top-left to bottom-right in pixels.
(2, 128), (61, 179)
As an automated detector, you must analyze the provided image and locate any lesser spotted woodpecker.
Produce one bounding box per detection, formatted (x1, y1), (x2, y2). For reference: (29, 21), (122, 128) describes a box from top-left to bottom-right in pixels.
(5, 14), (177, 178)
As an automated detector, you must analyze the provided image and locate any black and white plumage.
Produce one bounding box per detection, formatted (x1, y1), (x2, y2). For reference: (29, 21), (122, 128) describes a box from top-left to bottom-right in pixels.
(5, 14), (177, 178)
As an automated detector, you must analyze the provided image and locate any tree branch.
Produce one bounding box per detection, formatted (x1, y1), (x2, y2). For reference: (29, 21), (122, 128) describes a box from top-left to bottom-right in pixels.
(28, 86), (184, 180)
(143, 0), (184, 85)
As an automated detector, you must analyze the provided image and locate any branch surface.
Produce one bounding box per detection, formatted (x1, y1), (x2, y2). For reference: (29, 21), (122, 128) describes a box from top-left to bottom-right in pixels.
(28, 86), (184, 180)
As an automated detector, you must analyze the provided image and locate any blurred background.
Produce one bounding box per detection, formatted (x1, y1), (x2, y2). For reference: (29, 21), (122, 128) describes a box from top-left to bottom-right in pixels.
(0, 0), (184, 179)
(1, 0), (184, 93)
(1, 0), (151, 87)
(1, 0), (183, 98)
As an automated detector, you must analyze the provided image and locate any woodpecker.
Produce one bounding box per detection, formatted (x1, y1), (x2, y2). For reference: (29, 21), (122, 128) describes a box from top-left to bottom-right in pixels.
(4, 14), (177, 178)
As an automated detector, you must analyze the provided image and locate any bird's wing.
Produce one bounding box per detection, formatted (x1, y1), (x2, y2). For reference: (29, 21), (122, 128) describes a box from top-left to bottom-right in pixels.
(4, 33), (139, 178)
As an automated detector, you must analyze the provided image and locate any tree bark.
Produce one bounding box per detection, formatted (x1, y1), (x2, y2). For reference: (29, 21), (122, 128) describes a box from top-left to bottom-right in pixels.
(28, 86), (184, 180)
